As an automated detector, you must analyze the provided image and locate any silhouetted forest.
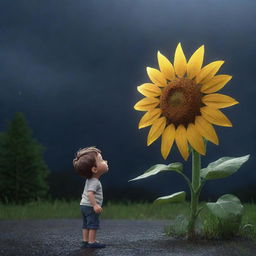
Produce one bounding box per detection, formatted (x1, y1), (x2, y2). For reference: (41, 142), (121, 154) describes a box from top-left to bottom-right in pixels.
(48, 170), (256, 203)
(48, 170), (158, 203)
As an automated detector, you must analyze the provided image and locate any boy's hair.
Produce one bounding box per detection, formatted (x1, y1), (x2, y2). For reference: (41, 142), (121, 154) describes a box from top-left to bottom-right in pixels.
(73, 146), (101, 179)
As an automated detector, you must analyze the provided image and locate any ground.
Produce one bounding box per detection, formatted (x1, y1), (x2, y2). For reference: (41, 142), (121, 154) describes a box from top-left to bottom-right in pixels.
(0, 219), (256, 256)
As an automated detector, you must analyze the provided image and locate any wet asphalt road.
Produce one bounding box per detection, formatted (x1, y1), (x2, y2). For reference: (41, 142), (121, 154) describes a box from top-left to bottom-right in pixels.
(1, 219), (256, 256)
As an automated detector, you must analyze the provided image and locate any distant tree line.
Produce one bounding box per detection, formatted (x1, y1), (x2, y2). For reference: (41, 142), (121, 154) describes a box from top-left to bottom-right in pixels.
(0, 112), (49, 204)
(0, 112), (158, 204)
(0, 113), (255, 204)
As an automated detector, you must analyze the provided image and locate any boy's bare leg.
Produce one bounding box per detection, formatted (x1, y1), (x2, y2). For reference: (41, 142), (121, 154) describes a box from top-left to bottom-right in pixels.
(88, 229), (97, 243)
(82, 229), (89, 242)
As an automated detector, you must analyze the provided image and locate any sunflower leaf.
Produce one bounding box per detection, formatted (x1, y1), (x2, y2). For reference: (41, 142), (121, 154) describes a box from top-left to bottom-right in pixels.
(206, 194), (243, 219)
(129, 162), (183, 182)
(153, 191), (186, 205)
(200, 155), (249, 180)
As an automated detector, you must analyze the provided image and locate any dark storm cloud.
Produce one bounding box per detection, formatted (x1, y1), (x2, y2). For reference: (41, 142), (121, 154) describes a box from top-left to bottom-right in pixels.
(1, 0), (256, 197)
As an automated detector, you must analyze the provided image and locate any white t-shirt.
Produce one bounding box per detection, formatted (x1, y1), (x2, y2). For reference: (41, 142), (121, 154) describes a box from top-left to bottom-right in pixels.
(80, 178), (103, 206)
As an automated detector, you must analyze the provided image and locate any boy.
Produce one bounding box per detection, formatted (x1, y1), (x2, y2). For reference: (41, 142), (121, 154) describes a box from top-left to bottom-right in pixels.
(73, 146), (108, 249)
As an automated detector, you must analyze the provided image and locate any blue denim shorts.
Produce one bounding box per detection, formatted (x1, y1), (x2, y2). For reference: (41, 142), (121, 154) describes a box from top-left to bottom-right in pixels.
(80, 205), (100, 230)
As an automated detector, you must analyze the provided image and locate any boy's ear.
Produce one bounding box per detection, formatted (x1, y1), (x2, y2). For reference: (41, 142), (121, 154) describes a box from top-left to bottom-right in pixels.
(91, 166), (97, 173)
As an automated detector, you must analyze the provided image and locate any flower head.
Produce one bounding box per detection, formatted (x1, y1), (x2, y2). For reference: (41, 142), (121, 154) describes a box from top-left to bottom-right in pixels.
(134, 43), (238, 160)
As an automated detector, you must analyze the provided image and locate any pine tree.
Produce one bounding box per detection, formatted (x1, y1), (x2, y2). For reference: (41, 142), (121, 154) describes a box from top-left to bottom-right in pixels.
(0, 112), (49, 203)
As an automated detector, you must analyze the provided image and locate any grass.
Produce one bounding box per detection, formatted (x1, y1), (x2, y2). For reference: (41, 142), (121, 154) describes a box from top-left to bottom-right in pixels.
(0, 200), (81, 219)
(1, 200), (256, 240)
(0, 200), (190, 220)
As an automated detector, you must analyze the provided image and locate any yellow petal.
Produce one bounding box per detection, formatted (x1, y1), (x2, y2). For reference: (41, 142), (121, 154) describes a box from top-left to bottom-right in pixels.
(186, 123), (205, 155)
(195, 116), (219, 145)
(187, 45), (204, 79)
(196, 61), (224, 84)
(174, 43), (187, 78)
(147, 117), (167, 146)
(200, 106), (232, 127)
(138, 108), (162, 129)
(201, 75), (232, 94)
(202, 94), (239, 109)
(146, 67), (167, 87)
(161, 124), (176, 160)
(157, 51), (175, 81)
(175, 124), (189, 161)
(134, 97), (160, 111)
(137, 83), (162, 97)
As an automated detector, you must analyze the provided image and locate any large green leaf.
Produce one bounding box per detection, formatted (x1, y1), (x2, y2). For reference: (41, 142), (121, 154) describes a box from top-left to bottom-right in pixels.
(129, 162), (183, 182)
(206, 194), (243, 219)
(153, 191), (186, 205)
(200, 155), (249, 180)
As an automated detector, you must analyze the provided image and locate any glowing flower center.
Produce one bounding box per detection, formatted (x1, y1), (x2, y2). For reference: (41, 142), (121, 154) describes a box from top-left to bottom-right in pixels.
(160, 78), (202, 127)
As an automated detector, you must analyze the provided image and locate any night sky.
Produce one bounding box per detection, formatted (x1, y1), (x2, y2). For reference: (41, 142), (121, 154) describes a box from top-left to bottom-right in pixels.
(1, 0), (255, 199)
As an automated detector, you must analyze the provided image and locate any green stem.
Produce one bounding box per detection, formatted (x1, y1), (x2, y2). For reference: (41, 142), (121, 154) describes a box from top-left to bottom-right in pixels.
(187, 149), (201, 240)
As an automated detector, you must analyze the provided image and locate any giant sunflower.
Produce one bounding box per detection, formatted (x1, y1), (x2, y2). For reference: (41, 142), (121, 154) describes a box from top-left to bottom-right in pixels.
(134, 43), (238, 160)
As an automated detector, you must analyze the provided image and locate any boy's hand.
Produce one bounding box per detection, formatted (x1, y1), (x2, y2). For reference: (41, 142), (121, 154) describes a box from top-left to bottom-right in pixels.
(93, 204), (103, 214)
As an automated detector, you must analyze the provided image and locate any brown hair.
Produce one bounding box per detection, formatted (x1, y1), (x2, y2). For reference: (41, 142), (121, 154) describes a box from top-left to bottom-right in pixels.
(73, 146), (101, 179)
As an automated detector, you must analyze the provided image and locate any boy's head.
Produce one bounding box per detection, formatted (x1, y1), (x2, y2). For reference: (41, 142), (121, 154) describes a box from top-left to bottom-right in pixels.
(73, 146), (108, 179)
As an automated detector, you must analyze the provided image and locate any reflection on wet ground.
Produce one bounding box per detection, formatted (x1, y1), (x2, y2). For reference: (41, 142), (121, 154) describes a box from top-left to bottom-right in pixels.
(1, 219), (256, 256)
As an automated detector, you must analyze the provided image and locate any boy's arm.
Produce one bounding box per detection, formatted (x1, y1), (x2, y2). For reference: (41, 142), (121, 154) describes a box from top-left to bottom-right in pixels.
(87, 191), (102, 213)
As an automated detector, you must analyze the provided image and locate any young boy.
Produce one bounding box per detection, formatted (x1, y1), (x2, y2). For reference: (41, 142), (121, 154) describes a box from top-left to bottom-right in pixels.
(73, 146), (108, 249)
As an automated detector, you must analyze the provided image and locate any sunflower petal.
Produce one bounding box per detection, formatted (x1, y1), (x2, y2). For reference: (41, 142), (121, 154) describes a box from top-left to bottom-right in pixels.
(187, 45), (204, 79)
(157, 51), (175, 81)
(186, 123), (205, 155)
(161, 124), (176, 159)
(134, 97), (160, 111)
(201, 75), (232, 93)
(195, 116), (219, 145)
(174, 43), (187, 78)
(147, 67), (167, 87)
(147, 117), (167, 146)
(139, 108), (162, 129)
(196, 61), (224, 84)
(202, 94), (239, 109)
(175, 124), (189, 160)
(200, 106), (232, 127)
(137, 83), (162, 97)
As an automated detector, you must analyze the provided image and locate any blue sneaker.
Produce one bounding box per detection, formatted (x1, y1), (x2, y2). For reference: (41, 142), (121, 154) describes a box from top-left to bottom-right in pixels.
(87, 242), (106, 248)
(81, 241), (88, 248)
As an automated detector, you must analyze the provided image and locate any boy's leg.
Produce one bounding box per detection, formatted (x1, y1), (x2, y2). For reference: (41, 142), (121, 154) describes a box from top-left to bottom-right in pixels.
(82, 229), (89, 242)
(80, 205), (89, 242)
(86, 207), (99, 243)
(88, 229), (97, 243)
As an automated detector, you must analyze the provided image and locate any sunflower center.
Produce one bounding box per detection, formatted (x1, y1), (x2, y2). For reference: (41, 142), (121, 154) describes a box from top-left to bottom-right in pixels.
(160, 78), (202, 127)
(168, 91), (185, 107)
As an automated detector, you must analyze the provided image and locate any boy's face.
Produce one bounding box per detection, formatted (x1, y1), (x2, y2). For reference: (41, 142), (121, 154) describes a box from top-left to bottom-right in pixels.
(94, 153), (108, 175)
